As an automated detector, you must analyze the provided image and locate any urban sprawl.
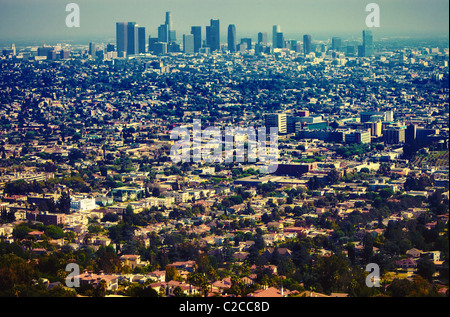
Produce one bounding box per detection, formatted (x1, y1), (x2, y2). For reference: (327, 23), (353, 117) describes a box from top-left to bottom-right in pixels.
(0, 12), (448, 298)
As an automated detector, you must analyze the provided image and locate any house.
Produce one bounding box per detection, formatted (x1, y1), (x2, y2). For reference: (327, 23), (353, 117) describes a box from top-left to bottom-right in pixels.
(212, 277), (232, 293)
(166, 260), (196, 272)
(74, 271), (119, 291)
(149, 280), (201, 297)
(395, 258), (418, 270)
(148, 270), (166, 282)
(262, 247), (292, 260)
(120, 254), (148, 270)
(248, 286), (289, 297)
(233, 252), (249, 262)
(406, 248), (422, 258)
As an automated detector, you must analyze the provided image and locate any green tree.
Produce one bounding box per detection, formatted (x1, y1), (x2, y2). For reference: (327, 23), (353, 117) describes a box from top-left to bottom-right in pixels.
(57, 191), (71, 214)
(416, 258), (436, 282)
(45, 225), (65, 239)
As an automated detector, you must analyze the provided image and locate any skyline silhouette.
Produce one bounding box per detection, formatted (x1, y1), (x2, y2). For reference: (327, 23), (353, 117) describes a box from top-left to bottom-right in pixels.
(0, 0), (448, 43)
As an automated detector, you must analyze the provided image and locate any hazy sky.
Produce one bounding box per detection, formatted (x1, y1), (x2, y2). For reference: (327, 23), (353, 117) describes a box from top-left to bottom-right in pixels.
(0, 0), (448, 42)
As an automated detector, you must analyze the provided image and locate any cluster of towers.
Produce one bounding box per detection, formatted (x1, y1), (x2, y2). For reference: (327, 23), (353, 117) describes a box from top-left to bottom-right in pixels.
(115, 12), (375, 56)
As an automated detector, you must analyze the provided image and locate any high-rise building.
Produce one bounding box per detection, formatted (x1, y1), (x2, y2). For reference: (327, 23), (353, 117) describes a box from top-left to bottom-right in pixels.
(165, 11), (173, 30)
(265, 113), (287, 134)
(138, 27), (146, 54)
(127, 22), (139, 55)
(165, 11), (176, 42)
(207, 19), (220, 52)
(89, 42), (96, 56)
(275, 32), (284, 49)
(191, 26), (202, 52)
(183, 34), (194, 54)
(227, 24), (236, 52)
(158, 24), (169, 43)
(272, 25), (281, 48)
(303, 34), (312, 55)
(148, 36), (158, 53)
(290, 40), (301, 52)
(258, 32), (268, 45)
(332, 37), (342, 51)
(384, 126), (406, 144)
(363, 29), (374, 57)
(116, 22), (127, 56)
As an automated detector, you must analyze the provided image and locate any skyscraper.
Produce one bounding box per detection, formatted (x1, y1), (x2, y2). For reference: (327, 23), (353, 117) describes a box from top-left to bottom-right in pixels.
(362, 29), (374, 57)
(265, 113), (287, 134)
(116, 22), (127, 56)
(332, 37), (342, 51)
(164, 12), (176, 42)
(148, 36), (158, 53)
(272, 25), (281, 48)
(191, 26), (202, 53)
(275, 32), (284, 49)
(165, 12), (173, 31)
(227, 24), (236, 52)
(127, 22), (139, 55)
(183, 34), (194, 54)
(303, 34), (312, 55)
(207, 19), (220, 52)
(89, 42), (96, 56)
(138, 27), (146, 54)
(258, 32), (268, 45)
(158, 24), (169, 43)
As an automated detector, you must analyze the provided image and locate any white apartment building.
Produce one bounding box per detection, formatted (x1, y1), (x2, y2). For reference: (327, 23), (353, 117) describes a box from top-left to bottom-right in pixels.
(70, 196), (97, 211)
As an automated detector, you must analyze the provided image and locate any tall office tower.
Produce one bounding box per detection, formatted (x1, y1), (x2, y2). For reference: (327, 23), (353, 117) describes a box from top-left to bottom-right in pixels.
(165, 11), (173, 31)
(265, 113), (287, 134)
(183, 34), (194, 53)
(405, 124), (417, 144)
(331, 37), (342, 51)
(227, 24), (236, 52)
(165, 11), (176, 42)
(290, 40), (300, 52)
(258, 32), (268, 45)
(207, 19), (220, 52)
(138, 27), (146, 54)
(191, 26), (202, 52)
(158, 24), (169, 43)
(275, 32), (284, 49)
(272, 25), (281, 47)
(362, 29), (374, 57)
(303, 34), (312, 55)
(116, 22), (127, 56)
(148, 36), (158, 53)
(127, 22), (139, 55)
(89, 42), (96, 56)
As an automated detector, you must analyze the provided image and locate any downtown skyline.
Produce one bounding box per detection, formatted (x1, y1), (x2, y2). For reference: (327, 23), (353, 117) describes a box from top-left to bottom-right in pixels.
(0, 0), (449, 44)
